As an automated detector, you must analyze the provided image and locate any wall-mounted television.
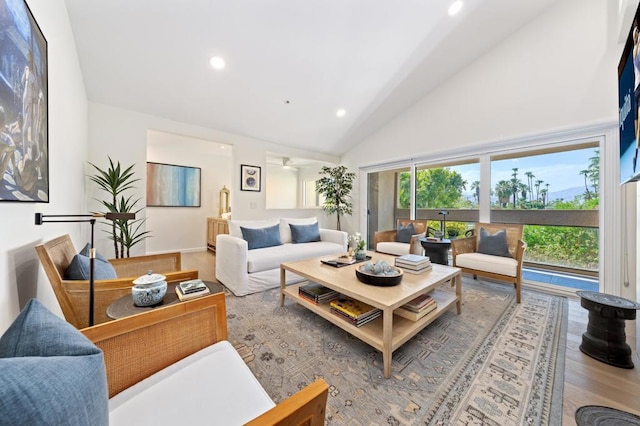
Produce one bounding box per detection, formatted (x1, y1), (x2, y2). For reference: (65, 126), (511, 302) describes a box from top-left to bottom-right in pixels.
(619, 2), (640, 184)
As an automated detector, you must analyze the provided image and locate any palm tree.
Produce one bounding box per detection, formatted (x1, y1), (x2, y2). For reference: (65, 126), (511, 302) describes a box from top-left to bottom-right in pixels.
(540, 188), (548, 207)
(470, 180), (480, 205)
(545, 183), (550, 206)
(510, 168), (521, 208)
(534, 179), (542, 204)
(580, 169), (591, 200)
(525, 171), (535, 203)
(588, 150), (600, 195)
(495, 180), (512, 208)
(519, 183), (528, 207)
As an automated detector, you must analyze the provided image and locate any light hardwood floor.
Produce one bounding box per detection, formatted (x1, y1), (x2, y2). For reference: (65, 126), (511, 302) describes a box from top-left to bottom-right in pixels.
(182, 250), (640, 424)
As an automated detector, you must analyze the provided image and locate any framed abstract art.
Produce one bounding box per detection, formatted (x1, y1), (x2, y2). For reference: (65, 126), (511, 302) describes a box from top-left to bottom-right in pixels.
(146, 162), (201, 207)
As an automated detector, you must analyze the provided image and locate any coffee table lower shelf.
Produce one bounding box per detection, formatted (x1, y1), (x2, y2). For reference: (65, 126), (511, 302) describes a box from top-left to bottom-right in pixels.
(283, 283), (458, 364)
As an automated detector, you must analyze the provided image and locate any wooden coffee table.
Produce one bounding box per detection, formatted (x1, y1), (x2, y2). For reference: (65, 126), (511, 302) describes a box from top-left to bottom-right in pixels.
(280, 252), (462, 378)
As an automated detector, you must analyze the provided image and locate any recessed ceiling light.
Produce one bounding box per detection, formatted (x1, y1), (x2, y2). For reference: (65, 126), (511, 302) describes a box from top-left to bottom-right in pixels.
(336, 109), (346, 118)
(448, 1), (463, 16)
(209, 56), (226, 70)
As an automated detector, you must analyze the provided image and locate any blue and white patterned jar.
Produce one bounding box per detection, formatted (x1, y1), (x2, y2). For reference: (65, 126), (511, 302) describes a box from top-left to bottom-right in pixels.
(131, 272), (167, 307)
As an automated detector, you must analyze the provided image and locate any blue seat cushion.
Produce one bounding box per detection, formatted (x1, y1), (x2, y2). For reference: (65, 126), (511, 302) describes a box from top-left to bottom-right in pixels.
(65, 243), (117, 280)
(0, 299), (108, 425)
(396, 222), (415, 243)
(241, 224), (283, 250)
(477, 227), (511, 258)
(290, 222), (321, 243)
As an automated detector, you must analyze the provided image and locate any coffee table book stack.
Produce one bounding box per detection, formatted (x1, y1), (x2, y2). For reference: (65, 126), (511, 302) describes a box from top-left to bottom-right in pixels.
(329, 297), (382, 327)
(175, 279), (210, 301)
(394, 254), (432, 274)
(298, 283), (340, 305)
(395, 292), (438, 321)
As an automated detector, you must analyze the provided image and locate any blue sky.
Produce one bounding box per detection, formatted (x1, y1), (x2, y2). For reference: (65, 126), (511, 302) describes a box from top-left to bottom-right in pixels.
(452, 147), (598, 196)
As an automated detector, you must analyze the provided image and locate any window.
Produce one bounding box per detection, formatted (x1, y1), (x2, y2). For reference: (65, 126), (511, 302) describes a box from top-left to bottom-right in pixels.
(490, 144), (599, 273)
(364, 138), (602, 290)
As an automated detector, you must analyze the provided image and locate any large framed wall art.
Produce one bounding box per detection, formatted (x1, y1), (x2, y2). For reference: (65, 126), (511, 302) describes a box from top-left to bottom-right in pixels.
(0, 0), (49, 202)
(146, 162), (201, 207)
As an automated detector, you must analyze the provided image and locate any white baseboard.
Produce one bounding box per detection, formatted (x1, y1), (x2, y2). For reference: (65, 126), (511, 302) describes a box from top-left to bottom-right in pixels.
(146, 247), (208, 255)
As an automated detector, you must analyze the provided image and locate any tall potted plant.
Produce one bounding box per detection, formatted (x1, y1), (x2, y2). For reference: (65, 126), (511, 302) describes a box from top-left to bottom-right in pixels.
(316, 165), (356, 231)
(88, 157), (150, 258)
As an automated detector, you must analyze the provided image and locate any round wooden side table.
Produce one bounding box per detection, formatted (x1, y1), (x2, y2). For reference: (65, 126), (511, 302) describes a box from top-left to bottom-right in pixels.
(107, 280), (224, 320)
(576, 290), (640, 369)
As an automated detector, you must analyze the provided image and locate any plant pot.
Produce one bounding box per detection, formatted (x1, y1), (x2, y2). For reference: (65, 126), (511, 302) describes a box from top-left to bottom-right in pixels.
(355, 250), (367, 261)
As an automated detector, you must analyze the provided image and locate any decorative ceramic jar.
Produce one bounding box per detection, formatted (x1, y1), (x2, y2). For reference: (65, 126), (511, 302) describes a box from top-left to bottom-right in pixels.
(355, 250), (367, 261)
(132, 272), (167, 307)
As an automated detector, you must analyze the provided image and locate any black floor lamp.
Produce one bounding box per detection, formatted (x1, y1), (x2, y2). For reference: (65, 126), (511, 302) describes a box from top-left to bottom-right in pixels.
(35, 212), (135, 326)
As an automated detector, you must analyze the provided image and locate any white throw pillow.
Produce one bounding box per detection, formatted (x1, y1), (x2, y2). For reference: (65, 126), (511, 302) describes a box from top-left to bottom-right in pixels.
(279, 217), (318, 243)
(228, 218), (280, 239)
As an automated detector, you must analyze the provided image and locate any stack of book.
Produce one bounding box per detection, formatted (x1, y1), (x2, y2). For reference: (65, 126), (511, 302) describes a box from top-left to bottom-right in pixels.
(175, 279), (210, 301)
(394, 254), (432, 274)
(298, 283), (340, 304)
(329, 297), (382, 327)
(395, 293), (438, 321)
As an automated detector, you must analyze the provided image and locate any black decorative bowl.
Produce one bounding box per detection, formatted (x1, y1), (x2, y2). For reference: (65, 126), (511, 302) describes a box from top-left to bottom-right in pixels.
(355, 266), (403, 286)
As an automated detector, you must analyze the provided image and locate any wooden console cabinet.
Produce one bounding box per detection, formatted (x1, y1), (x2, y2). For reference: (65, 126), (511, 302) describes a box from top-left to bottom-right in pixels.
(207, 217), (229, 252)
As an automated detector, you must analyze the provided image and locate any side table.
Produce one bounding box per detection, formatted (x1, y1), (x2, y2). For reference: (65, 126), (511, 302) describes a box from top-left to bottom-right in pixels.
(107, 280), (224, 320)
(419, 238), (451, 265)
(576, 290), (640, 369)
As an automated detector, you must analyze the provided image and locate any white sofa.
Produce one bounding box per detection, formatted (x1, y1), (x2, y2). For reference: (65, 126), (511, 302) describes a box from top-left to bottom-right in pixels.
(216, 217), (348, 296)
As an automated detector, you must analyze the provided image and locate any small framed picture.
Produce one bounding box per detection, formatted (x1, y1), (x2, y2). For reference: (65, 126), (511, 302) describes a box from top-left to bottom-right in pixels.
(241, 164), (261, 192)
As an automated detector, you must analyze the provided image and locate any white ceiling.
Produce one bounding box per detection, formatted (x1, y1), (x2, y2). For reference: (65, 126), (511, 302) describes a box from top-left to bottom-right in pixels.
(64, 0), (557, 156)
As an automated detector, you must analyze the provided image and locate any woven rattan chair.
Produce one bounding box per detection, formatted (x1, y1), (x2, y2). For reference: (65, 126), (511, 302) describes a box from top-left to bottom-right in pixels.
(451, 223), (526, 303)
(35, 234), (199, 328)
(82, 293), (328, 424)
(373, 219), (428, 256)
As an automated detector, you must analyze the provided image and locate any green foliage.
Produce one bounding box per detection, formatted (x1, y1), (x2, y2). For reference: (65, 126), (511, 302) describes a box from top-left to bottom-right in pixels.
(316, 165), (356, 231)
(88, 157), (150, 258)
(524, 225), (598, 270)
(399, 168), (467, 209)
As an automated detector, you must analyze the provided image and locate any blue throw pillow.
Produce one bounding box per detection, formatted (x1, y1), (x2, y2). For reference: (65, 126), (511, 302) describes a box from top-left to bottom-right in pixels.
(241, 224), (283, 250)
(477, 227), (512, 257)
(79, 243), (110, 263)
(0, 299), (108, 425)
(290, 222), (321, 243)
(396, 222), (416, 243)
(65, 244), (117, 280)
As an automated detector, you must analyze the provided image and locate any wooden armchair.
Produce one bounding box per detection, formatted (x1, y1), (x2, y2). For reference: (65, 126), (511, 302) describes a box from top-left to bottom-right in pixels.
(35, 234), (199, 328)
(451, 223), (526, 303)
(82, 293), (329, 425)
(373, 219), (428, 256)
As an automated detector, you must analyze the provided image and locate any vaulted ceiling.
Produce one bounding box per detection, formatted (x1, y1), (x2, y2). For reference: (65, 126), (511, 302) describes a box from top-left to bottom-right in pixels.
(64, 0), (557, 155)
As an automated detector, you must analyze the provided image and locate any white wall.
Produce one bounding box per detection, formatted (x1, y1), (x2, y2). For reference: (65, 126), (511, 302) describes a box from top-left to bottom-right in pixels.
(266, 165), (298, 209)
(146, 130), (232, 253)
(87, 102), (342, 258)
(0, 0), (88, 332)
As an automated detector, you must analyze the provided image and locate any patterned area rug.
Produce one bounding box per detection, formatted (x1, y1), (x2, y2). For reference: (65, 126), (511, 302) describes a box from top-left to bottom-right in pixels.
(225, 278), (567, 425)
